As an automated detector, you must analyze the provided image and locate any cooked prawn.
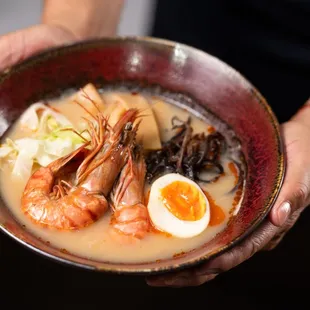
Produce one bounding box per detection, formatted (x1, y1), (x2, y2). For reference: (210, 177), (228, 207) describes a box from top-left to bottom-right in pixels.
(21, 108), (141, 230)
(109, 146), (150, 243)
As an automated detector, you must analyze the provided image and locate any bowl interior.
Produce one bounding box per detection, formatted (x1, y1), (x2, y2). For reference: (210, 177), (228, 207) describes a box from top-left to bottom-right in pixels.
(0, 37), (284, 275)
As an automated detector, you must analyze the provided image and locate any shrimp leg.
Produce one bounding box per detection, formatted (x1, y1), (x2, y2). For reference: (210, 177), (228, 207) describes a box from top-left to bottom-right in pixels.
(21, 109), (142, 230)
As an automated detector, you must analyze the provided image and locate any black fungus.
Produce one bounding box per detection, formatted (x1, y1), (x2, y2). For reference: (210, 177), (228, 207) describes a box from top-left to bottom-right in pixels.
(146, 117), (227, 184)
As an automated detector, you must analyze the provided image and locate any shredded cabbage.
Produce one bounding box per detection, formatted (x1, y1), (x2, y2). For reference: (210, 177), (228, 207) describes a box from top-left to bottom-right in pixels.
(19, 103), (42, 131)
(38, 109), (72, 133)
(14, 138), (41, 158)
(0, 145), (13, 158)
(0, 102), (90, 179)
(43, 138), (73, 157)
(12, 151), (33, 180)
(48, 128), (85, 144)
(35, 150), (57, 167)
(19, 102), (72, 132)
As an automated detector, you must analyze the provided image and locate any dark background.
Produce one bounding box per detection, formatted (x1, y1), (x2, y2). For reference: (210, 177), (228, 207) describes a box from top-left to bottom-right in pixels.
(1, 209), (310, 309)
(152, 0), (310, 122)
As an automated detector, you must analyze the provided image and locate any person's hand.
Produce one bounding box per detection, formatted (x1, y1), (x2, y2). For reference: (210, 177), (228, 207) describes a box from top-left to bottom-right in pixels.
(146, 100), (310, 288)
(0, 0), (124, 72)
(0, 24), (78, 72)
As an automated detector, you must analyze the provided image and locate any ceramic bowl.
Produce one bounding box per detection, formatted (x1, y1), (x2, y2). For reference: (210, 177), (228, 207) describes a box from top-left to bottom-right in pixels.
(0, 37), (285, 275)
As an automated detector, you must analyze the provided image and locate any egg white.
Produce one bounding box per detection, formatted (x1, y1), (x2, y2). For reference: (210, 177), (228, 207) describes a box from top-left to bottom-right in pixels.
(147, 173), (210, 238)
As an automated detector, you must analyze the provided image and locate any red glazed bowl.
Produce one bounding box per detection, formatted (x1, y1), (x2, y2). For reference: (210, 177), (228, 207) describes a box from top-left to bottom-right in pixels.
(0, 37), (285, 275)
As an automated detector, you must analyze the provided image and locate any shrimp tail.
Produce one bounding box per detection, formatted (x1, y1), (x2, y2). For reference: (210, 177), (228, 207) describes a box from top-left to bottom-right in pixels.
(21, 108), (144, 231)
(110, 203), (150, 239)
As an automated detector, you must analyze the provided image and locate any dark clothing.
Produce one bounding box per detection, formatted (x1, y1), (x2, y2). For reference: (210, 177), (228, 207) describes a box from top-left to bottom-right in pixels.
(152, 0), (310, 123)
(1, 1), (310, 309)
(151, 0), (310, 307)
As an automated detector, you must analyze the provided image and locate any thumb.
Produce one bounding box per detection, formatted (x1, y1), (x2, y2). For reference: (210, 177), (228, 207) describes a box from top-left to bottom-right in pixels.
(269, 121), (310, 227)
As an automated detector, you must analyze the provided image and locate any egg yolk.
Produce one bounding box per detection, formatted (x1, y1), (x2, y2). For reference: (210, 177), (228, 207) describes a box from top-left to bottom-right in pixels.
(160, 181), (206, 221)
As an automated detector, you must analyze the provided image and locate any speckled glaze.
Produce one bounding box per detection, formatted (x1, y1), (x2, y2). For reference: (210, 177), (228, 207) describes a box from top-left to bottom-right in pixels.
(0, 37), (285, 275)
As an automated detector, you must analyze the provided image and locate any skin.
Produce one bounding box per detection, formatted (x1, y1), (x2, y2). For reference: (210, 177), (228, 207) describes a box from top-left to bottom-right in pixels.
(0, 0), (124, 72)
(146, 110), (310, 287)
(0, 0), (309, 288)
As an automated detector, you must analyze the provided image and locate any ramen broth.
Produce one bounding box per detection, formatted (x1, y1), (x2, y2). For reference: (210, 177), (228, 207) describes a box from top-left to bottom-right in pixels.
(0, 89), (244, 263)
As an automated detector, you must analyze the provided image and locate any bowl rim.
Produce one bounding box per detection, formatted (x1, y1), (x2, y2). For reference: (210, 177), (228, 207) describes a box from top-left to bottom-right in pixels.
(0, 35), (286, 275)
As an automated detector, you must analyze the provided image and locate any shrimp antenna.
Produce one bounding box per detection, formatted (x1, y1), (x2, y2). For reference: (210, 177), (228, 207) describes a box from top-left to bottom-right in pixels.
(104, 114), (113, 131)
(58, 128), (89, 143)
(114, 148), (134, 207)
(44, 102), (62, 113)
(76, 116), (107, 182)
(137, 107), (150, 114)
(136, 113), (150, 120)
(81, 117), (100, 146)
(73, 99), (97, 121)
(80, 89), (102, 114)
(130, 108), (150, 122)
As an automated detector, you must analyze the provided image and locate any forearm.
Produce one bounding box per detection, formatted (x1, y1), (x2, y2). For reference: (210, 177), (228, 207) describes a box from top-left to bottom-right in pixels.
(42, 0), (124, 39)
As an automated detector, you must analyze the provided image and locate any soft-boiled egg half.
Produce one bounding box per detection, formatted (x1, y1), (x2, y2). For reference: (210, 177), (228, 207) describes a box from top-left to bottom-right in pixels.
(147, 173), (210, 238)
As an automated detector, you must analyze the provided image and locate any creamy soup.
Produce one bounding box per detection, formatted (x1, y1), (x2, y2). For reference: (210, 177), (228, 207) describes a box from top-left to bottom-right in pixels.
(0, 85), (245, 263)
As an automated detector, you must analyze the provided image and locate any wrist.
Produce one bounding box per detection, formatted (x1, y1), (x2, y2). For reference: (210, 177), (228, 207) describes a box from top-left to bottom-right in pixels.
(42, 14), (103, 40)
(41, 0), (124, 40)
(42, 13), (102, 40)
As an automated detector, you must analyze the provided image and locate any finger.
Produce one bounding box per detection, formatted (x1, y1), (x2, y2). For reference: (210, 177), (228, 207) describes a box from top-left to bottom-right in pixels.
(269, 121), (310, 227)
(147, 219), (278, 287)
(264, 208), (302, 251)
(0, 24), (76, 72)
(194, 220), (278, 277)
(262, 231), (286, 251)
(146, 269), (218, 287)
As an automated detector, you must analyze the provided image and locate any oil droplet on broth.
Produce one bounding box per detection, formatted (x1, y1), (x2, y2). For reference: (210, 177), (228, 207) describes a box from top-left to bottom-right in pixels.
(203, 191), (226, 226)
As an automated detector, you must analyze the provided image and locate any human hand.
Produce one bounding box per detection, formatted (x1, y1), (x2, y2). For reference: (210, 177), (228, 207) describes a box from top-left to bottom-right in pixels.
(0, 24), (78, 72)
(0, 0), (124, 72)
(146, 101), (310, 288)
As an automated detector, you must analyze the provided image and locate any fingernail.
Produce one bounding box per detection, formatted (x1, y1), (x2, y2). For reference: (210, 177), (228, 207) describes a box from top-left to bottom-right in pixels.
(277, 202), (291, 226)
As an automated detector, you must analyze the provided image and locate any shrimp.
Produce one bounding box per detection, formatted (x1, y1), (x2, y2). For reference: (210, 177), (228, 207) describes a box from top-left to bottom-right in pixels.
(21, 108), (140, 230)
(109, 145), (150, 243)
